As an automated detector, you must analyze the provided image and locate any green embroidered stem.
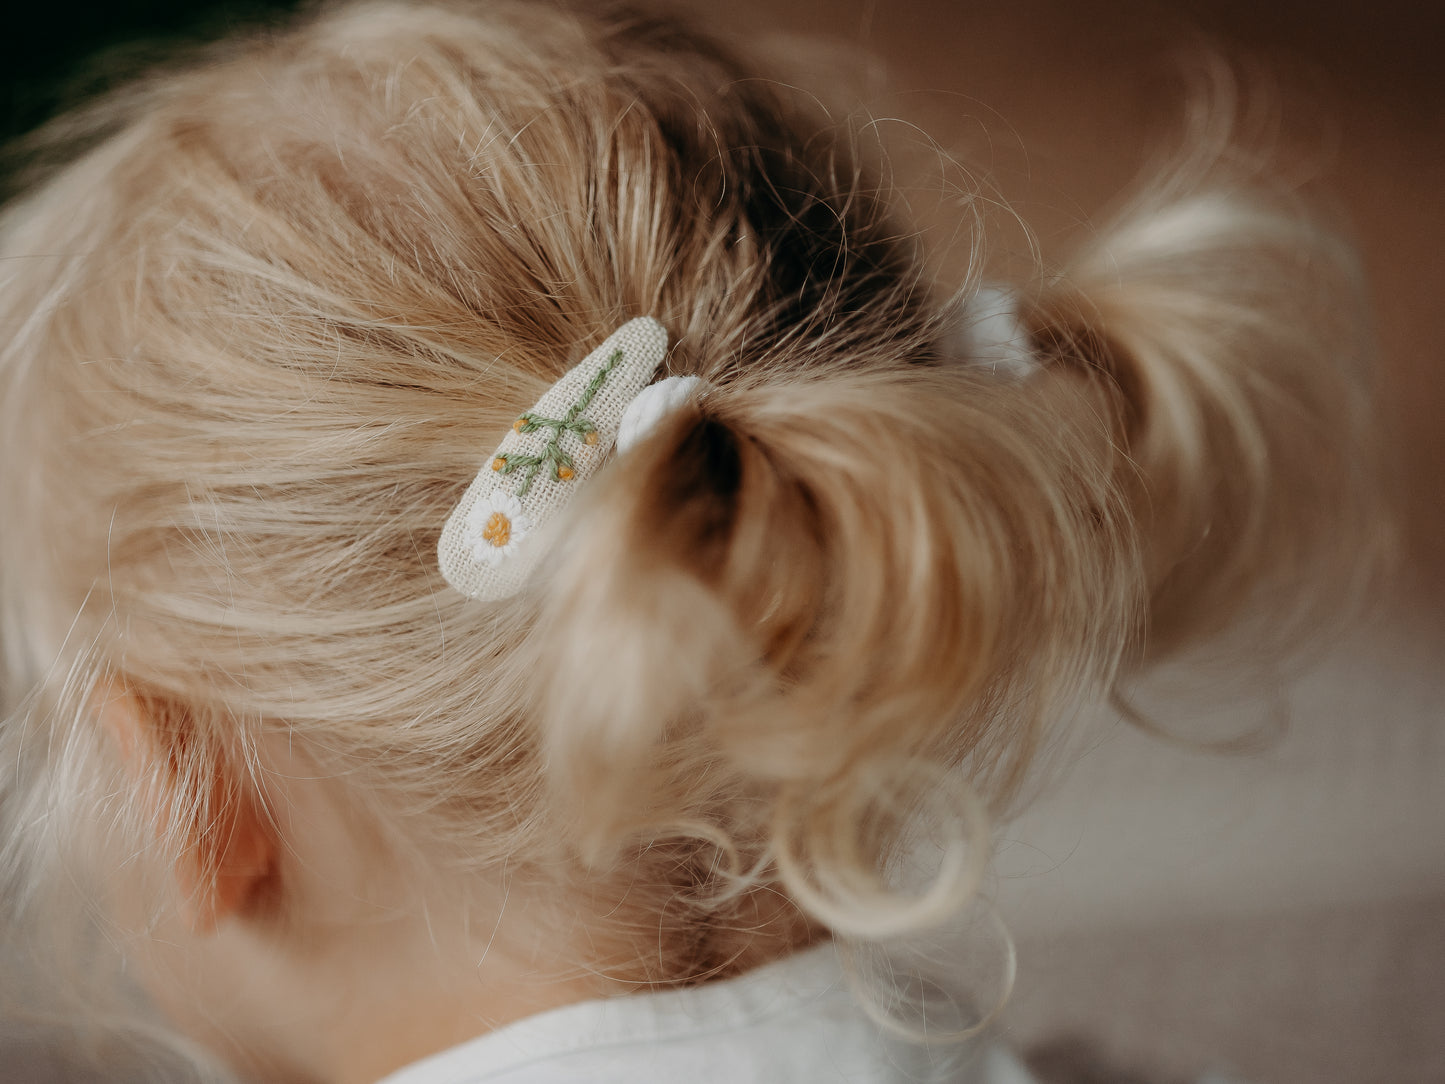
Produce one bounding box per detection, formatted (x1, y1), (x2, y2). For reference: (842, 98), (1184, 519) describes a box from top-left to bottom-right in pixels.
(495, 347), (624, 497)
(564, 347), (623, 426)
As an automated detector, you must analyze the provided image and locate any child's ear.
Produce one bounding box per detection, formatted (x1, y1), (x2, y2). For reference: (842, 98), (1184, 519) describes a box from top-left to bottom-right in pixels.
(98, 683), (277, 933)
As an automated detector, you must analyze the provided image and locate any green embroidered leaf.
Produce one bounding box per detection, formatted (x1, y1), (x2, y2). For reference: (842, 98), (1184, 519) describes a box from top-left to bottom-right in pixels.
(495, 347), (624, 496)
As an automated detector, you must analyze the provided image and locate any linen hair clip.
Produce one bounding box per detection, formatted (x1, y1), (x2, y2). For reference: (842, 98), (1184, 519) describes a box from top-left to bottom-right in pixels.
(438, 317), (701, 602)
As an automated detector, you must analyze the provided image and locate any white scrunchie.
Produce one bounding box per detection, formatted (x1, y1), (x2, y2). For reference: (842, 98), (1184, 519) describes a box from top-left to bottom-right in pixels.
(952, 284), (1041, 379)
(617, 374), (706, 454)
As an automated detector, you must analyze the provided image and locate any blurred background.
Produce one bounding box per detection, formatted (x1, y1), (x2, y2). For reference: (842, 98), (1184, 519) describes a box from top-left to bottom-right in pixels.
(3, 2), (1442, 1082)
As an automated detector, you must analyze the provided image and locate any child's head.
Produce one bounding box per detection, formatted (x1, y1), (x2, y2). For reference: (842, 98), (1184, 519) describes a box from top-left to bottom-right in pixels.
(0, 1), (1377, 1079)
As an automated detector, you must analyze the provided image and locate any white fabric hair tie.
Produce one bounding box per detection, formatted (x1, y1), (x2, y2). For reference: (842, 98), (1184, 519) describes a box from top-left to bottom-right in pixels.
(951, 284), (1041, 379)
(617, 374), (706, 454)
(438, 316), (684, 603)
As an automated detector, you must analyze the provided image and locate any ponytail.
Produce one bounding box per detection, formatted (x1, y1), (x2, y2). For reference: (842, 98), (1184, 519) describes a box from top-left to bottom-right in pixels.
(531, 177), (1377, 939)
(1030, 180), (1378, 657)
(535, 360), (1139, 932)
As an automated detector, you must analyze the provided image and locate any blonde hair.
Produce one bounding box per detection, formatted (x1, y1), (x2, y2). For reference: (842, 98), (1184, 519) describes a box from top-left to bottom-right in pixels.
(0, 0), (1377, 1018)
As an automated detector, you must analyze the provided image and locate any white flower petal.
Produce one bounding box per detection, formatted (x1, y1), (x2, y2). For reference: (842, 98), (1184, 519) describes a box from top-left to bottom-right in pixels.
(460, 486), (533, 570)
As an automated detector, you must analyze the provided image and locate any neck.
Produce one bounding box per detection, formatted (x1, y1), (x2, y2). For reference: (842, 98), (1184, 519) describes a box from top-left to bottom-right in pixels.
(142, 885), (606, 1084)
(132, 764), (820, 1083)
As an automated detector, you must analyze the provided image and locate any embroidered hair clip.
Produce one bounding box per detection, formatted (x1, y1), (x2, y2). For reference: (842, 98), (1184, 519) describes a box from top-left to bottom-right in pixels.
(438, 316), (698, 602)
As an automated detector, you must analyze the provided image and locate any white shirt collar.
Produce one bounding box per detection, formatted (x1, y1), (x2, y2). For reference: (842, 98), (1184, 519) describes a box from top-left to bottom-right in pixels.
(377, 943), (1033, 1084)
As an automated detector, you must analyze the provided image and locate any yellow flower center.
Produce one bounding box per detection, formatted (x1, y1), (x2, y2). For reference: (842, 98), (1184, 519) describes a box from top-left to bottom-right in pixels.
(481, 511), (511, 548)
(558, 465), (575, 480)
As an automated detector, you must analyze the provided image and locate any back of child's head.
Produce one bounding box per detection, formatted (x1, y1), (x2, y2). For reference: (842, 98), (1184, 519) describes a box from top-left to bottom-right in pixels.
(0, 0), (1379, 1076)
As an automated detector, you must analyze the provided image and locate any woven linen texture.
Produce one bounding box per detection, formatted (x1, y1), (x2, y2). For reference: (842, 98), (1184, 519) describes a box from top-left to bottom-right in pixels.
(438, 317), (669, 601)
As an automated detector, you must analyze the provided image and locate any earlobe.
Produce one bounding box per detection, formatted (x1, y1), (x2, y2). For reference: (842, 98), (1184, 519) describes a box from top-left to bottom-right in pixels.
(98, 683), (277, 933)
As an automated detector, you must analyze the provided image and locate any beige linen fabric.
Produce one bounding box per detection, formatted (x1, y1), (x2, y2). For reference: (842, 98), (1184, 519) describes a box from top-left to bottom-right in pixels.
(438, 317), (669, 601)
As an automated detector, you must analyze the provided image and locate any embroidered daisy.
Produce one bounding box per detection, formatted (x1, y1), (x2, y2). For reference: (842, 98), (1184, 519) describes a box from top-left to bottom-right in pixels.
(462, 489), (531, 568)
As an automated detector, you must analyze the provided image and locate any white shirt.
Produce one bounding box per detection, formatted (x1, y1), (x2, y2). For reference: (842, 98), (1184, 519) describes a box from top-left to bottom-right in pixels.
(378, 943), (1036, 1083)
